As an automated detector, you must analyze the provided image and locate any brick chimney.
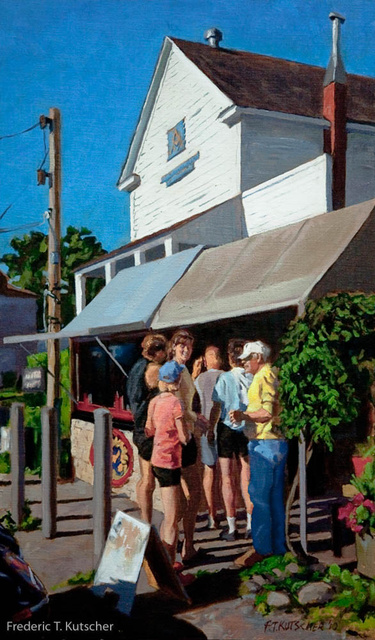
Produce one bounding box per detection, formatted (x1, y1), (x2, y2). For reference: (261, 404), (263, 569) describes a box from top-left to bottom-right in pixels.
(323, 12), (347, 210)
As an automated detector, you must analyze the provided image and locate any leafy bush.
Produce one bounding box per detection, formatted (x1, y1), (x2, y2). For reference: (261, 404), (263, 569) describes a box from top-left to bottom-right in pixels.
(277, 293), (375, 450)
(0, 499), (41, 533)
(0, 451), (11, 474)
(239, 555), (375, 632)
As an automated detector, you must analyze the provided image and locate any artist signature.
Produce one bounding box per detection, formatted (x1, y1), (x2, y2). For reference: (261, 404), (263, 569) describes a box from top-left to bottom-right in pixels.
(264, 619), (338, 632)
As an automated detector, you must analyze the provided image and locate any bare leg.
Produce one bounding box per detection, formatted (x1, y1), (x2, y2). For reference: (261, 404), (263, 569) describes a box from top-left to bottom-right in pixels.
(203, 464), (217, 520)
(160, 485), (179, 564)
(219, 457), (236, 518)
(239, 455), (253, 515)
(180, 463), (201, 562)
(136, 457), (155, 523)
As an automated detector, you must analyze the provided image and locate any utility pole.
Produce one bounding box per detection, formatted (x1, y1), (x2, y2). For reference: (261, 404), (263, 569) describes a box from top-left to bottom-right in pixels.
(39, 108), (62, 407)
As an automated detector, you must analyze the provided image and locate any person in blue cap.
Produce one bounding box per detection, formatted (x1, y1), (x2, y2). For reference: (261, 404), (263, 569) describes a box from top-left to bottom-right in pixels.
(145, 360), (189, 566)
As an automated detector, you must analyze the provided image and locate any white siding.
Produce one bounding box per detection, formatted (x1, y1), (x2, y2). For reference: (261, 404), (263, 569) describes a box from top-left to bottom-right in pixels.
(242, 154), (332, 236)
(130, 45), (238, 241)
(241, 114), (324, 192)
(346, 131), (375, 207)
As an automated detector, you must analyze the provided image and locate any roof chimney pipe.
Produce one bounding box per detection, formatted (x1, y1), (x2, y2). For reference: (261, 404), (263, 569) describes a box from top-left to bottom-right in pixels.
(204, 28), (222, 48)
(324, 12), (346, 86)
(323, 12), (347, 211)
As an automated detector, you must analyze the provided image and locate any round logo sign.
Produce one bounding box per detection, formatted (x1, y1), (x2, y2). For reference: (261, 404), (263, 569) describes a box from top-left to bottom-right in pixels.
(89, 428), (134, 488)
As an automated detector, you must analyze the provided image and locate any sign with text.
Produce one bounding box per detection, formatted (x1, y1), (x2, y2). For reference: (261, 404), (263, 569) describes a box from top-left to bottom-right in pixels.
(22, 367), (45, 393)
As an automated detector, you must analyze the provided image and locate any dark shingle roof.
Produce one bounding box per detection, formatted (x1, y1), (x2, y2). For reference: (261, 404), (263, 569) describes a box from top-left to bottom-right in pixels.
(172, 38), (375, 124)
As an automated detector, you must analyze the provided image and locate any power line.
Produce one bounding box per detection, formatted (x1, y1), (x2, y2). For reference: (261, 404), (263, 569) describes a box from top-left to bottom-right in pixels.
(0, 184), (32, 221)
(0, 220), (45, 234)
(0, 121), (39, 141)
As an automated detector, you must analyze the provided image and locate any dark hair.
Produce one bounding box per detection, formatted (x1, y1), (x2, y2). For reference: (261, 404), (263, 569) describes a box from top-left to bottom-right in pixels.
(168, 329), (194, 360)
(141, 333), (167, 358)
(227, 338), (247, 367)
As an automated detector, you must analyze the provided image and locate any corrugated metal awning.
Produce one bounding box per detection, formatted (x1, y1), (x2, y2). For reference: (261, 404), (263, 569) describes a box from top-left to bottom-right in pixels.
(3, 246), (204, 344)
(151, 199), (375, 329)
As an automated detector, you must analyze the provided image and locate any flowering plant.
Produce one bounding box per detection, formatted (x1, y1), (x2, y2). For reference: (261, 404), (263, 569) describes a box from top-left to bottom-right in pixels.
(338, 461), (375, 538)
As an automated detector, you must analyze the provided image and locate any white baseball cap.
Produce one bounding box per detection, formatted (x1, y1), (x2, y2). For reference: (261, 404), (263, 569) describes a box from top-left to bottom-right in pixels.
(239, 341), (271, 361)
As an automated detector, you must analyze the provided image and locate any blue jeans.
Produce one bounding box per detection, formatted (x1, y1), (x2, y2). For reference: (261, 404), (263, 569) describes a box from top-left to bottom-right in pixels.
(248, 439), (288, 556)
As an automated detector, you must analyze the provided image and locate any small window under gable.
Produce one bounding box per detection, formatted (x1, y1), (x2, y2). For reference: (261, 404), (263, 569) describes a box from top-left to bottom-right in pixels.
(167, 119), (186, 161)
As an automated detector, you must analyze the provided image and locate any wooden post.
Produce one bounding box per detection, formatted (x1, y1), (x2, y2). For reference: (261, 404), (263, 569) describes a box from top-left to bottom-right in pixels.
(11, 403), (25, 527)
(298, 430), (308, 555)
(41, 406), (58, 538)
(93, 408), (112, 564)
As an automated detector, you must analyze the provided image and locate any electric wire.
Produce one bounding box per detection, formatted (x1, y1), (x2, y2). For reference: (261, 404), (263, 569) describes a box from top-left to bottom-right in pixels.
(0, 184), (33, 221)
(0, 220), (45, 234)
(38, 128), (49, 170)
(0, 121), (39, 141)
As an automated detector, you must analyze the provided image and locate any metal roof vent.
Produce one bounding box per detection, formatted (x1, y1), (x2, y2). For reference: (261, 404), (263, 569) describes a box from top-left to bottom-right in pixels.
(204, 28), (223, 48)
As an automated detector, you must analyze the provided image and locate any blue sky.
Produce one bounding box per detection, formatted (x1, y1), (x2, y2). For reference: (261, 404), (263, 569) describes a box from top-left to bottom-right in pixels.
(1, 0), (374, 263)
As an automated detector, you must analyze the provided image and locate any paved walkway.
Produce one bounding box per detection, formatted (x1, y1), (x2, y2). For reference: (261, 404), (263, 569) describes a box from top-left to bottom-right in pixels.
(0, 476), (356, 639)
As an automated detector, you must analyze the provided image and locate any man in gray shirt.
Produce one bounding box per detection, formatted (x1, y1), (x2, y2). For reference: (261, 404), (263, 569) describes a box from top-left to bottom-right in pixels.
(194, 346), (223, 529)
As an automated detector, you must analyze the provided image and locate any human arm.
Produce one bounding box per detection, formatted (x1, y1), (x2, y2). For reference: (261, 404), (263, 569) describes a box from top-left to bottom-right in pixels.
(192, 356), (204, 380)
(229, 408), (271, 424)
(207, 401), (221, 443)
(145, 400), (155, 437)
(175, 416), (189, 445)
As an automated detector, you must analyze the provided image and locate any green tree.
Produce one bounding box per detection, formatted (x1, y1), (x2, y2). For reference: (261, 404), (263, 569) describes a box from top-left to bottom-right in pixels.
(2, 226), (107, 329)
(277, 292), (375, 451)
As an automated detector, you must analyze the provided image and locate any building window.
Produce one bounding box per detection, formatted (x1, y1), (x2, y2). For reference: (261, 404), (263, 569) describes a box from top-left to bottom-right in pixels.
(167, 119), (186, 161)
(116, 255), (135, 272)
(144, 245), (166, 263)
(178, 243), (197, 252)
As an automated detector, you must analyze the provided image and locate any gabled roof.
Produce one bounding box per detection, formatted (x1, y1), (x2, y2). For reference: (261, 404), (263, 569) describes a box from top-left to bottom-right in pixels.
(171, 38), (375, 124)
(118, 37), (375, 186)
(0, 271), (37, 298)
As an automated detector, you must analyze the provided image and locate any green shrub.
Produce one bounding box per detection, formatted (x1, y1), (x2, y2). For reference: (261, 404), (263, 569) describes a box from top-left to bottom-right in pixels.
(0, 451), (11, 474)
(277, 293), (375, 450)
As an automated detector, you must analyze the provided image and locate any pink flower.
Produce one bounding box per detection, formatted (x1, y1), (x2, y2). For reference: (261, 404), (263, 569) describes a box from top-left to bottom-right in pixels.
(352, 524), (364, 533)
(352, 493), (365, 507)
(338, 503), (354, 520)
(363, 500), (375, 514)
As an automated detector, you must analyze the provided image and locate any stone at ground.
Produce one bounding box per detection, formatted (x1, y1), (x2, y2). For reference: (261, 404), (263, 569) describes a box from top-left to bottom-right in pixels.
(285, 562), (300, 575)
(272, 567), (284, 577)
(252, 574), (267, 587)
(242, 579), (260, 593)
(297, 582), (334, 605)
(266, 590), (291, 608)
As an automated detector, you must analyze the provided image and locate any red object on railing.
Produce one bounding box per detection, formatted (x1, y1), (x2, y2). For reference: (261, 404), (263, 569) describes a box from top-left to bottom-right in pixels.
(77, 393), (133, 422)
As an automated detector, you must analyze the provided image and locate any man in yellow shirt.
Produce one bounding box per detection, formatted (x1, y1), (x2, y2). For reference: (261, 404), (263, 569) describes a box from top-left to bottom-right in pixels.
(230, 341), (288, 568)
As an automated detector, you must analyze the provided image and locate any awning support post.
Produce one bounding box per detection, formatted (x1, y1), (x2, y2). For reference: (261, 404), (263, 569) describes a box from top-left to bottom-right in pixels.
(93, 408), (112, 564)
(298, 429), (308, 555)
(41, 406), (58, 538)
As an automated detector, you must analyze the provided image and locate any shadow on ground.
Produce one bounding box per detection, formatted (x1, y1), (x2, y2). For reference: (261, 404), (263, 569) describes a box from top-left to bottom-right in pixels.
(3, 569), (243, 639)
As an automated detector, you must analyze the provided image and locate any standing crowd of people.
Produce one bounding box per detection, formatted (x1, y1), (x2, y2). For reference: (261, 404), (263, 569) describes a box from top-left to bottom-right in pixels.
(126, 329), (288, 579)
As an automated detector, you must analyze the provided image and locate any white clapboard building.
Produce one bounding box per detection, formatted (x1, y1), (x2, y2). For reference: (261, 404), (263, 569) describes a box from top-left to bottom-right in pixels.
(73, 20), (375, 317)
(5, 18), (375, 493)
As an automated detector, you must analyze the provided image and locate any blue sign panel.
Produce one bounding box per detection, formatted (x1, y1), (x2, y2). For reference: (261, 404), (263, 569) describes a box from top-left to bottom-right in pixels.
(161, 152), (200, 187)
(167, 120), (186, 160)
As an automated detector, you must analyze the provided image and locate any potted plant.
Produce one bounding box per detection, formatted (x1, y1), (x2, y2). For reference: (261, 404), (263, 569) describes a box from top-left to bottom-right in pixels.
(338, 460), (375, 579)
(352, 437), (375, 477)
